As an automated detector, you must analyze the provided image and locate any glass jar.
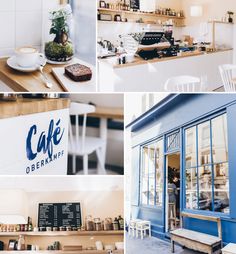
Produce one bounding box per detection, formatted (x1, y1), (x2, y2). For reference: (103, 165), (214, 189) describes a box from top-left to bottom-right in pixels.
(104, 218), (113, 231)
(85, 215), (94, 231)
(94, 218), (102, 231)
(45, 4), (74, 64)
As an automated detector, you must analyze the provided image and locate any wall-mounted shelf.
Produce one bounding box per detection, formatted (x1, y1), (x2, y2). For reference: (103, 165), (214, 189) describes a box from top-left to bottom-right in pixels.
(98, 8), (185, 19)
(0, 251), (123, 254)
(0, 230), (124, 237)
(98, 8), (185, 27)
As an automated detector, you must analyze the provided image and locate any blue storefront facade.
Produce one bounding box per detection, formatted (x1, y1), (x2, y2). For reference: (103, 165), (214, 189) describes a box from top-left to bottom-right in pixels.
(128, 94), (236, 245)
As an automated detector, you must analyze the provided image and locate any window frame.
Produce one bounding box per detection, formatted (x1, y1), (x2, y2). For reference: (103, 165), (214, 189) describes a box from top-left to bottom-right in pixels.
(139, 137), (164, 209)
(183, 111), (230, 216)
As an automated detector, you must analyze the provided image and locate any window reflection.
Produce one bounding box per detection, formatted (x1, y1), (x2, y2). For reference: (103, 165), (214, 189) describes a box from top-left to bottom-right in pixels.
(186, 168), (198, 209)
(185, 127), (197, 168)
(198, 122), (211, 166)
(141, 139), (163, 206)
(212, 114), (228, 163)
(214, 163), (229, 213)
(199, 166), (212, 211)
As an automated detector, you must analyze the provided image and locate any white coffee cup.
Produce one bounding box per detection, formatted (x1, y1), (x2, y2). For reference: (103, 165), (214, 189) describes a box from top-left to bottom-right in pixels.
(15, 46), (41, 67)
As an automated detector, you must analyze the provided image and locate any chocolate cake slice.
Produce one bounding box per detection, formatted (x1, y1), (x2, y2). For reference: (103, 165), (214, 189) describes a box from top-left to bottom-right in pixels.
(65, 63), (92, 82)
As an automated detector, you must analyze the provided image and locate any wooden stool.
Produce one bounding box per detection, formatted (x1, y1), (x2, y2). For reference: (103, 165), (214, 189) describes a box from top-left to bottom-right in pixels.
(169, 203), (177, 230)
(136, 220), (151, 239)
(128, 219), (142, 238)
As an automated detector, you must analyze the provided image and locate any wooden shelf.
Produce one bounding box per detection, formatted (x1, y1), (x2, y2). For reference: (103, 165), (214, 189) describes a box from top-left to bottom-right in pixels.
(0, 251), (123, 254)
(98, 8), (185, 19)
(0, 230), (124, 237)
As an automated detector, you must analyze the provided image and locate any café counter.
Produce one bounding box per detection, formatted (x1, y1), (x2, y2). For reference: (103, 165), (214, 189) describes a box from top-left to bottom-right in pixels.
(98, 49), (233, 92)
(0, 97), (70, 175)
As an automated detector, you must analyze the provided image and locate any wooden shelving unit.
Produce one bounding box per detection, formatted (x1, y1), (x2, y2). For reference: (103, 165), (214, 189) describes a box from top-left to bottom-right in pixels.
(98, 8), (185, 19)
(0, 230), (124, 237)
(98, 8), (185, 27)
(0, 251), (123, 254)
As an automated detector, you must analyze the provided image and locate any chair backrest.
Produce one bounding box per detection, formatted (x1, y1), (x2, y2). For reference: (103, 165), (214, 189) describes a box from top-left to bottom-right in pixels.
(164, 75), (202, 92)
(69, 102), (96, 152)
(219, 64), (236, 92)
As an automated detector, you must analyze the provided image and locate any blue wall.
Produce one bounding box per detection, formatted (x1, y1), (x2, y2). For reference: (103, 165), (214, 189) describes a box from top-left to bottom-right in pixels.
(130, 94), (236, 244)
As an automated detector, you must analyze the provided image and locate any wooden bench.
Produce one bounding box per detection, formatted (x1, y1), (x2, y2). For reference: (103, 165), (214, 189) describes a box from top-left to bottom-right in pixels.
(222, 243), (236, 254)
(170, 212), (222, 254)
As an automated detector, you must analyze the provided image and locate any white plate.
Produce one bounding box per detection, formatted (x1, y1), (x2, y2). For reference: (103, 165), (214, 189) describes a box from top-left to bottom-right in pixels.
(7, 55), (46, 73)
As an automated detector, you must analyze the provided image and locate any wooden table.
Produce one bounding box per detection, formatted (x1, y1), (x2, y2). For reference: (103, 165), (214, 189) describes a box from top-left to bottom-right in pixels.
(0, 57), (95, 92)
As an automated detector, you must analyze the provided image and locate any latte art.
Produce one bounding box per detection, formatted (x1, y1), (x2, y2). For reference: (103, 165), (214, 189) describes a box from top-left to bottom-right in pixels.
(17, 47), (37, 54)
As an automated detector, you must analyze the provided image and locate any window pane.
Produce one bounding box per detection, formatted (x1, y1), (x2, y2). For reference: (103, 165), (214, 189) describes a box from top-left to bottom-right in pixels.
(141, 146), (149, 205)
(185, 127), (197, 168)
(212, 114), (228, 163)
(156, 140), (163, 206)
(214, 163), (229, 213)
(199, 166), (212, 211)
(198, 122), (211, 166)
(149, 144), (155, 206)
(186, 168), (198, 209)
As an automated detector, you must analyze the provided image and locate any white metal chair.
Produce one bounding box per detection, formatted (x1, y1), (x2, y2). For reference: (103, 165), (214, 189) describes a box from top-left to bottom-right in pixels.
(164, 75), (203, 92)
(68, 102), (106, 175)
(219, 64), (236, 92)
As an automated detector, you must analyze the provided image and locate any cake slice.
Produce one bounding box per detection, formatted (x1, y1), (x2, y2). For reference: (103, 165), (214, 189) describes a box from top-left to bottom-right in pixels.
(65, 63), (92, 82)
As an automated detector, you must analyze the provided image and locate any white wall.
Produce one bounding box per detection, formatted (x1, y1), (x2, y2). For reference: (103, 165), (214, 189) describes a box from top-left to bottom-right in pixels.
(0, 0), (60, 57)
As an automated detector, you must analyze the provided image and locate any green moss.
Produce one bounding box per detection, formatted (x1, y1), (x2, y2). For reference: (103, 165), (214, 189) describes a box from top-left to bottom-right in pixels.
(45, 41), (74, 62)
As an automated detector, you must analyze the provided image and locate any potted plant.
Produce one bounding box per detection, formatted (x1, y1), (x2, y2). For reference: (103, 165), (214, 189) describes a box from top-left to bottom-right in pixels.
(227, 11), (234, 23)
(45, 5), (74, 63)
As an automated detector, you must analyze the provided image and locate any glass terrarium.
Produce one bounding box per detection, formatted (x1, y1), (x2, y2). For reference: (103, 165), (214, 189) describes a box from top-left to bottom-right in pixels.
(45, 4), (74, 64)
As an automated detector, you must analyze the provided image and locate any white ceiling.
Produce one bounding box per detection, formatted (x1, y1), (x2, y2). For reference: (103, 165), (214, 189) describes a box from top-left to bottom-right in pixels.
(0, 176), (123, 192)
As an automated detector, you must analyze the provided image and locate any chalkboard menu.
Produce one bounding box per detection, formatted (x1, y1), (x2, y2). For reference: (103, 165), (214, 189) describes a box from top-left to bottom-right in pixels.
(130, 0), (140, 10)
(38, 203), (82, 228)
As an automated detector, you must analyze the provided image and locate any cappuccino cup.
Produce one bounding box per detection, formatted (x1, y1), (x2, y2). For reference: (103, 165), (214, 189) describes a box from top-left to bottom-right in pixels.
(15, 46), (41, 67)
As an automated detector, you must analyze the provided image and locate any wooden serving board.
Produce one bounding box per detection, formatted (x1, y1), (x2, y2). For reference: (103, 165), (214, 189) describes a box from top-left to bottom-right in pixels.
(52, 58), (96, 92)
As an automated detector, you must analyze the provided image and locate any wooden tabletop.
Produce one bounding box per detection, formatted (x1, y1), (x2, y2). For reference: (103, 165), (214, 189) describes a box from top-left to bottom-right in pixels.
(0, 57), (95, 92)
(0, 98), (70, 119)
(89, 106), (124, 120)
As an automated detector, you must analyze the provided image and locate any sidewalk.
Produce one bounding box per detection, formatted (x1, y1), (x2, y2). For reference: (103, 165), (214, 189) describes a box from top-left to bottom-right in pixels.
(126, 234), (199, 254)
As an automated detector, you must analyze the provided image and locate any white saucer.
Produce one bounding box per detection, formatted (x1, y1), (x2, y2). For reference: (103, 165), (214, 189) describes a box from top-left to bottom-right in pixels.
(46, 58), (73, 65)
(7, 55), (47, 73)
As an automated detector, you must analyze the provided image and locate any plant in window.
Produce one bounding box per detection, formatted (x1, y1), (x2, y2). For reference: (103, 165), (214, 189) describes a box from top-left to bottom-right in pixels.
(45, 5), (74, 63)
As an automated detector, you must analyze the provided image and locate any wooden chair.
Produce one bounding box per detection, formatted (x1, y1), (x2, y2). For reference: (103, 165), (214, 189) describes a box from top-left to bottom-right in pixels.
(68, 102), (106, 175)
(128, 219), (142, 238)
(164, 75), (203, 92)
(219, 64), (236, 92)
(136, 220), (151, 240)
(171, 212), (222, 254)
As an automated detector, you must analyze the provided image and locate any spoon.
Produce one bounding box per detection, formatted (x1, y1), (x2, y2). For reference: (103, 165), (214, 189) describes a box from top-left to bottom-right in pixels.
(38, 64), (53, 89)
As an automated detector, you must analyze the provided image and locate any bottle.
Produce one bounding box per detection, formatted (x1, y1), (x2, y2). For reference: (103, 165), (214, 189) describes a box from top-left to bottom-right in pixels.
(113, 218), (119, 231)
(17, 235), (25, 250)
(28, 217), (33, 231)
(118, 215), (124, 230)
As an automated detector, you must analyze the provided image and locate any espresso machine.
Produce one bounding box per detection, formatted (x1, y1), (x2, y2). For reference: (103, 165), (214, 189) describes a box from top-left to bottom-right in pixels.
(137, 31), (179, 60)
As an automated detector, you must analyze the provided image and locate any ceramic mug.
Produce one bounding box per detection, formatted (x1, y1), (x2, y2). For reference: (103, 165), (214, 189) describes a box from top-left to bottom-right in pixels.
(15, 46), (42, 68)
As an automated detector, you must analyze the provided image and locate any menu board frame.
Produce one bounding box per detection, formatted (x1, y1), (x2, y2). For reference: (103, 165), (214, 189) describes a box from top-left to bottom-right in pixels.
(37, 202), (82, 228)
(130, 0), (140, 10)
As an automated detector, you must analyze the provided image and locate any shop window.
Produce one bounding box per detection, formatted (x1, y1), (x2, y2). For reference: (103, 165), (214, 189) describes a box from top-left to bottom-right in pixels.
(184, 114), (229, 213)
(141, 139), (164, 207)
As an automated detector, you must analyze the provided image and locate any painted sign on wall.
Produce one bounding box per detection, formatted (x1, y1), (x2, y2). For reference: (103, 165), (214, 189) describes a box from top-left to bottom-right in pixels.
(0, 109), (69, 175)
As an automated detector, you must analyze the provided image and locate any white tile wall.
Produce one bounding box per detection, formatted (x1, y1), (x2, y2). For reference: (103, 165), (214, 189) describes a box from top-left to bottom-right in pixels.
(0, 0), (60, 57)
